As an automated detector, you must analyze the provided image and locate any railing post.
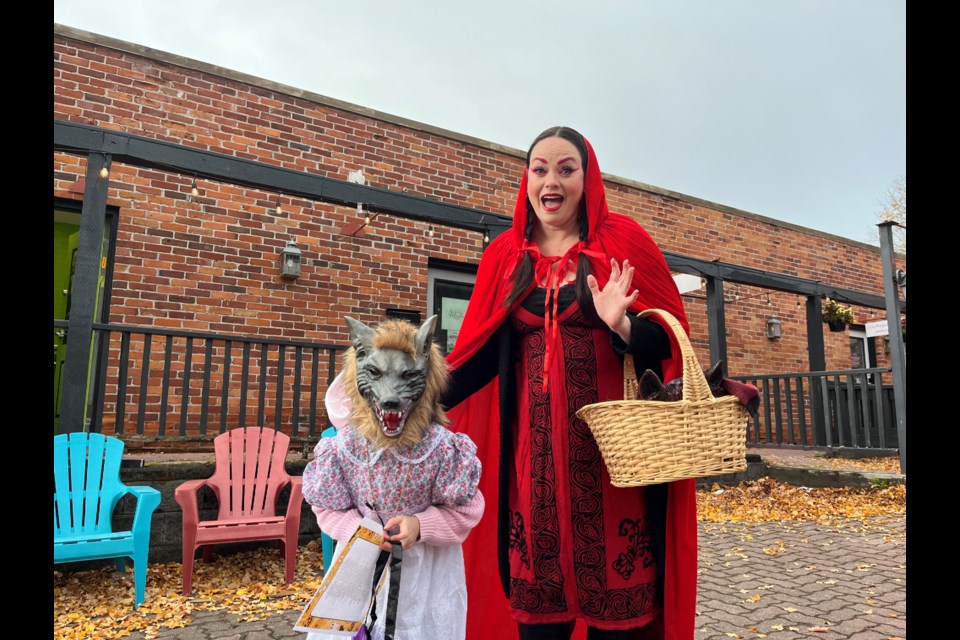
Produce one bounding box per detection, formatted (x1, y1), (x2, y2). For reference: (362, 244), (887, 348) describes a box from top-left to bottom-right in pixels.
(806, 297), (827, 446)
(878, 221), (906, 473)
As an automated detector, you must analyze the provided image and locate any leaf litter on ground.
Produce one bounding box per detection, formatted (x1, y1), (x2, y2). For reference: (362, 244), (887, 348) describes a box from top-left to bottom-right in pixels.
(54, 540), (325, 640)
(54, 476), (905, 640)
(696, 476), (905, 527)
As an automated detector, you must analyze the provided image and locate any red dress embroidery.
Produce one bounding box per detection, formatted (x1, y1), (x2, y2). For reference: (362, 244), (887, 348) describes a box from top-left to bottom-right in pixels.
(506, 290), (658, 629)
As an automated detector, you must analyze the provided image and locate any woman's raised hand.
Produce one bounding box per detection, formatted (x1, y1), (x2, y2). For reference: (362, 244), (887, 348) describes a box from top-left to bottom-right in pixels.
(587, 258), (638, 341)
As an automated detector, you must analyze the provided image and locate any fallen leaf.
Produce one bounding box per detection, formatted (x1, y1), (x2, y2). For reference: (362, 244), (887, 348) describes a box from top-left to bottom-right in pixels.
(808, 627), (830, 632)
(748, 594), (761, 602)
(763, 541), (786, 555)
(783, 607), (798, 612)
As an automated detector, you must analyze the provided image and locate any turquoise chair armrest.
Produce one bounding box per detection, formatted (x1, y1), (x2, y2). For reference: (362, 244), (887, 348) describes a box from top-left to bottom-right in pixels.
(127, 485), (161, 535)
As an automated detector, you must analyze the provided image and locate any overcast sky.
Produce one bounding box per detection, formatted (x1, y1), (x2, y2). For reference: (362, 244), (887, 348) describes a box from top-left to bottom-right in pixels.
(54, 1), (905, 245)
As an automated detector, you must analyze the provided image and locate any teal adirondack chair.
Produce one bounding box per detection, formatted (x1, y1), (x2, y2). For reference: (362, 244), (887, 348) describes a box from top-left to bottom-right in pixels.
(53, 433), (161, 608)
(320, 426), (337, 572)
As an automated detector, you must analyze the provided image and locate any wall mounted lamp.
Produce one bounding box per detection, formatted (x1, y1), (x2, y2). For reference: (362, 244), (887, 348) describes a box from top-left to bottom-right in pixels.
(280, 239), (302, 280)
(766, 316), (783, 340)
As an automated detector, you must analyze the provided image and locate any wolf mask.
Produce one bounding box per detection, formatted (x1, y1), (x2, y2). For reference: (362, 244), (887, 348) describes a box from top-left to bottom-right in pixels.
(341, 315), (449, 449)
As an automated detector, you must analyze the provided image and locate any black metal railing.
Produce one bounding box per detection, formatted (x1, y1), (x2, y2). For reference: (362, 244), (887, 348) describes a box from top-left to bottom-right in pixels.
(733, 367), (897, 451)
(57, 320), (901, 452)
(79, 323), (346, 438)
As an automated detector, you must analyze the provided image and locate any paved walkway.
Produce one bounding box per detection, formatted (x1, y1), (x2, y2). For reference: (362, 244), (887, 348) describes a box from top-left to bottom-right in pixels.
(125, 519), (905, 640)
(120, 448), (907, 640)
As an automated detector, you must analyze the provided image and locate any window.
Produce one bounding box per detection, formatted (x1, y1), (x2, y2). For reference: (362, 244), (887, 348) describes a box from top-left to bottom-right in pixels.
(848, 328), (876, 382)
(427, 265), (476, 355)
(385, 308), (421, 325)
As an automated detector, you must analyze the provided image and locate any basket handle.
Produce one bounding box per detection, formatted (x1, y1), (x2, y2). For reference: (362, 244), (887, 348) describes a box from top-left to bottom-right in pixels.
(623, 309), (713, 403)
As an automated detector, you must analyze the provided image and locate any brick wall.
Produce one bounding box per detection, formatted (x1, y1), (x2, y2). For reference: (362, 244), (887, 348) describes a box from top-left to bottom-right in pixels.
(54, 27), (905, 438)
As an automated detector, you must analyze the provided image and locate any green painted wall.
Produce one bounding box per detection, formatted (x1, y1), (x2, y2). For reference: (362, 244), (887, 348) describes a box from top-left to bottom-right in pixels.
(54, 220), (79, 431)
(54, 221), (77, 320)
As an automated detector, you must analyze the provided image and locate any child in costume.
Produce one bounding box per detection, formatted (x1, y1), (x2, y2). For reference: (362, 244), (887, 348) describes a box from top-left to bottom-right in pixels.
(302, 316), (484, 640)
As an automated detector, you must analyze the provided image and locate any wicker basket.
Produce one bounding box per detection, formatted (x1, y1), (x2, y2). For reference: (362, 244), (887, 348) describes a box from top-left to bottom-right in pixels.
(576, 308), (748, 487)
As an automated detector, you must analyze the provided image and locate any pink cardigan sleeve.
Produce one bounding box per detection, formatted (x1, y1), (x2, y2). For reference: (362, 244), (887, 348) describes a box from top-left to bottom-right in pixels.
(312, 506), (363, 542)
(416, 489), (485, 546)
(315, 491), (484, 547)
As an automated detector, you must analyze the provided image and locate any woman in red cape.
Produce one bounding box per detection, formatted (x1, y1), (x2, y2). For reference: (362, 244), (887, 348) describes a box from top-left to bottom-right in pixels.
(443, 127), (696, 640)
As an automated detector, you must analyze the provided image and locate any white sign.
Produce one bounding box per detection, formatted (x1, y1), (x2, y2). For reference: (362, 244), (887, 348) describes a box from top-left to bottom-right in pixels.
(441, 298), (469, 352)
(865, 319), (889, 338)
(441, 297), (468, 331)
(672, 273), (703, 295)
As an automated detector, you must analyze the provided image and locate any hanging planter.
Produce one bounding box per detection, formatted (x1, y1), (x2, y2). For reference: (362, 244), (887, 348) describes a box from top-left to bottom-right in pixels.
(827, 319), (847, 333)
(822, 297), (854, 332)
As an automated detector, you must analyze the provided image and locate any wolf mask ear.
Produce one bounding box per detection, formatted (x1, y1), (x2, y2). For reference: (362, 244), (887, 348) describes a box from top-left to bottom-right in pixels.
(415, 315), (438, 359)
(704, 360), (725, 386)
(344, 316), (375, 359)
(638, 369), (665, 401)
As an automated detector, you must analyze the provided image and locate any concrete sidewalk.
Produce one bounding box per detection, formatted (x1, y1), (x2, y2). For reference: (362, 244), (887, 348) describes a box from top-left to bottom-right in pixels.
(118, 448), (906, 640)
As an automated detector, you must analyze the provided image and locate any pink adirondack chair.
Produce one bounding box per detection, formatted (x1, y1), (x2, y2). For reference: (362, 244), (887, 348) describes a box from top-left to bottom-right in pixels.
(174, 426), (303, 595)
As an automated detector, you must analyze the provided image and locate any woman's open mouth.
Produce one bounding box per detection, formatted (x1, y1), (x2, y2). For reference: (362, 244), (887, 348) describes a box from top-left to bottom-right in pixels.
(541, 195), (564, 212)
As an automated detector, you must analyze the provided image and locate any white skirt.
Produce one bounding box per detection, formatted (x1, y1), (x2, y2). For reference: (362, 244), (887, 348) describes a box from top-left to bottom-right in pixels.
(306, 543), (467, 640)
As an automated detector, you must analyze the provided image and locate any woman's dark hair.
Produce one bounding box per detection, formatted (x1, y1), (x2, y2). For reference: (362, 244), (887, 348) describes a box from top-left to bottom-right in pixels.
(504, 127), (600, 323)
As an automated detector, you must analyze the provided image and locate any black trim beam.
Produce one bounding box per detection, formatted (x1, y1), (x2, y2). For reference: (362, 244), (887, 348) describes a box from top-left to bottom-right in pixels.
(665, 253), (903, 312)
(55, 119), (513, 233)
(59, 153), (111, 433)
(57, 120), (899, 312)
(704, 277), (728, 366)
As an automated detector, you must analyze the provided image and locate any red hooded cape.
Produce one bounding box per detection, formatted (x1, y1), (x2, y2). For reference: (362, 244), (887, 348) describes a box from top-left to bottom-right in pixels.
(445, 135), (697, 640)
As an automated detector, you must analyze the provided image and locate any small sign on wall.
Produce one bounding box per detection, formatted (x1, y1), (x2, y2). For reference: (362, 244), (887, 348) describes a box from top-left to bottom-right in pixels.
(865, 319), (889, 337)
(441, 297), (468, 352)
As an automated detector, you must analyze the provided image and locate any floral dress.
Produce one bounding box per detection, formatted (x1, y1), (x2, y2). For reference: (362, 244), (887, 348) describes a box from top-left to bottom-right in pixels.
(302, 422), (482, 640)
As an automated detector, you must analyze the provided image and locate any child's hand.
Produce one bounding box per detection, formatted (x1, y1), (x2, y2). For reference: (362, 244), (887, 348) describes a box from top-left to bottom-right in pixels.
(381, 515), (420, 550)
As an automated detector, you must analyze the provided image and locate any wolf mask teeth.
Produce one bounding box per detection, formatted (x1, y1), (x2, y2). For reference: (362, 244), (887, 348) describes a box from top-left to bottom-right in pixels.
(375, 403), (411, 438)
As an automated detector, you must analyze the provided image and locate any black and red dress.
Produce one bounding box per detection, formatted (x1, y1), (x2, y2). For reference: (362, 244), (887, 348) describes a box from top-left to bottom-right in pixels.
(444, 134), (697, 640)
